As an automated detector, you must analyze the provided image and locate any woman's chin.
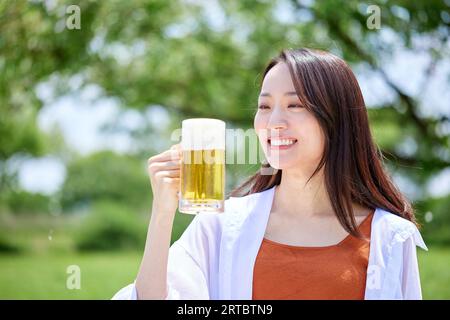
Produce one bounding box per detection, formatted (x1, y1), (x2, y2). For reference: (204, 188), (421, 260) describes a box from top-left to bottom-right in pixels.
(266, 159), (297, 171)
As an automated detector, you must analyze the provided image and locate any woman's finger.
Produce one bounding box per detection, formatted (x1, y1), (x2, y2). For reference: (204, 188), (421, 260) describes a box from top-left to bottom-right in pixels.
(155, 170), (180, 179)
(148, 149), (180, 164)
(148, 160), (180, 172)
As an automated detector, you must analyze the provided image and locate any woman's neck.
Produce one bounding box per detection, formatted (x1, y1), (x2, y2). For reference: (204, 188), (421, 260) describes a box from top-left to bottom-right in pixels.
(273, 166), (371, 219)
(273, 167), (335, 218)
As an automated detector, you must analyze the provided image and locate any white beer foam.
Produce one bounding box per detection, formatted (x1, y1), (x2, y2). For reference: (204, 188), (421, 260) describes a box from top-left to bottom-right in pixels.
(181, 118), (226, 150)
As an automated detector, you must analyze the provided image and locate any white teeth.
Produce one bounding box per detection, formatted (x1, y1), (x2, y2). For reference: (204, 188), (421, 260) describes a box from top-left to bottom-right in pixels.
(270, 139), (296, 146)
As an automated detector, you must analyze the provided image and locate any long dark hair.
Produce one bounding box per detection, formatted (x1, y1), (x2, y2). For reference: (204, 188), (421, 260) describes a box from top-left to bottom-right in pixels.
(231, 48), (418, 237)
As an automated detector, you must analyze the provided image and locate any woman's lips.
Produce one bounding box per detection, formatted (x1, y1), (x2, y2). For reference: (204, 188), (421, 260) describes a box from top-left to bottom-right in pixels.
(268, 138), (298, 150)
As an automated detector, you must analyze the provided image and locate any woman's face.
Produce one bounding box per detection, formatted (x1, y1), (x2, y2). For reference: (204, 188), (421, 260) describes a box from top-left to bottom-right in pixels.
(254, 62), (325, 172)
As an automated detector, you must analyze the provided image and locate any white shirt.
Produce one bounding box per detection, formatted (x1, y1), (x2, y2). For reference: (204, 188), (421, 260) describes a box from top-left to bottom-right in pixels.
(112, 186), (428, 300)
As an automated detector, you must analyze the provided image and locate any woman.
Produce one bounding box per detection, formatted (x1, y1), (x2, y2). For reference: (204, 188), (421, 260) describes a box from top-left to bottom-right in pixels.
(113, 48), (427, 300)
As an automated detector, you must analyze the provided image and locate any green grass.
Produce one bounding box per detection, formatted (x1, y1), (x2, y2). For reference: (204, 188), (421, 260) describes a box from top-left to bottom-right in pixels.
(0, 251), (141, 299)
(0, 214), (448, 299)
(418, 247), (450, 299)
(0, 246), (448, 299)
(0, 211), (195, 299)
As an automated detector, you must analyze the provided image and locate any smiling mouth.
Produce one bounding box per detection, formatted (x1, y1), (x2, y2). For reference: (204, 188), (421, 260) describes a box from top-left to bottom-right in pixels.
(268, 138), (298, 147)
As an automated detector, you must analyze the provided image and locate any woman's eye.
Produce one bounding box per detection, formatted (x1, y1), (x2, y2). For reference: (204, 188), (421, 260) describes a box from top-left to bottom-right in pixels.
(288, 104), (303, 109)
(258, 105), (270, 110)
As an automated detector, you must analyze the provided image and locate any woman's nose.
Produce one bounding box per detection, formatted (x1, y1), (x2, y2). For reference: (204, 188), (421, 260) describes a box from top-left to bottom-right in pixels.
(268, 123), (287, 130)
(267, 112), (288, 130)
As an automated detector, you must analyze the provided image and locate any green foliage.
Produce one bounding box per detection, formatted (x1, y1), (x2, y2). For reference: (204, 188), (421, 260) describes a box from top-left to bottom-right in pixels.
(0, 110), (46, 161)
(74, 200), (147, 252)
(0, 0), (448, 246)
(2, 190), (52, 215)
(0, 0), (99, 172)
(0, 234), (21, 253)
(416, 195), (450, 246)
(170, 211), (195, 245)
(60, 151), (151, 211)
(0, 0), (448, 300)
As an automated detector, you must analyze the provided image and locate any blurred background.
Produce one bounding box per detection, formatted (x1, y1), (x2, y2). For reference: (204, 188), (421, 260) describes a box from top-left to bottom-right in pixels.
(0, 0), (449, 299)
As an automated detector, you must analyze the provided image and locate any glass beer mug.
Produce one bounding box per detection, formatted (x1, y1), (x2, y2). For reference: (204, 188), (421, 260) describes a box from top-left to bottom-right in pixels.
(179, 118), (226, 214)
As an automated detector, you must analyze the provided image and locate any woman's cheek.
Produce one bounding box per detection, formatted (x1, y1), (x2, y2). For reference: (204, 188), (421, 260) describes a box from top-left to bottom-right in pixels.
(305, 124), (326, 162)
(254, 114), (268, 153)
(254, 112), (263, 129)
(254, 114), (265, 137)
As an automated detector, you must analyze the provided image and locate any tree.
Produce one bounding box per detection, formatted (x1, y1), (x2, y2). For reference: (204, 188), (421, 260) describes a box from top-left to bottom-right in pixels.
(1, 0), (449, 241)
(60, 151), (150, 211)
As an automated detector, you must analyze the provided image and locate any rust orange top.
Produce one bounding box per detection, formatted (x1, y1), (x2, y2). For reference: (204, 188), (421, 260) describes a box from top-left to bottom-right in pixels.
(252, 211), (375, 300)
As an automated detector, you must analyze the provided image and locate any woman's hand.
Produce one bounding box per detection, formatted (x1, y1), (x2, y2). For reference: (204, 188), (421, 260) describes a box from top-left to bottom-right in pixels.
(135, 144), (182, 300)
(147, 144), (181, 217)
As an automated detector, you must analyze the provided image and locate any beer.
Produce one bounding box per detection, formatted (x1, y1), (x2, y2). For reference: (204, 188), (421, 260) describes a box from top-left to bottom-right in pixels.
(179, 119), (226, 214)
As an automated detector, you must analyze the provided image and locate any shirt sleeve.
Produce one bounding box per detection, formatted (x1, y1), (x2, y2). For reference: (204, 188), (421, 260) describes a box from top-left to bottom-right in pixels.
(401, 230), (427, 300)
(111, 215), (211, 300)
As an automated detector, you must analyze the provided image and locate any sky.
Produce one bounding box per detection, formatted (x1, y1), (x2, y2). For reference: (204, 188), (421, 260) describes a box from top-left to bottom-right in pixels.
(13, 1), (450, 199)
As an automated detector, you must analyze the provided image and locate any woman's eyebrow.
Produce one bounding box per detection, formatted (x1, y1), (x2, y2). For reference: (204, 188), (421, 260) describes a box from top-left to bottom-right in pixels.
(259, 91), (297, 97)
